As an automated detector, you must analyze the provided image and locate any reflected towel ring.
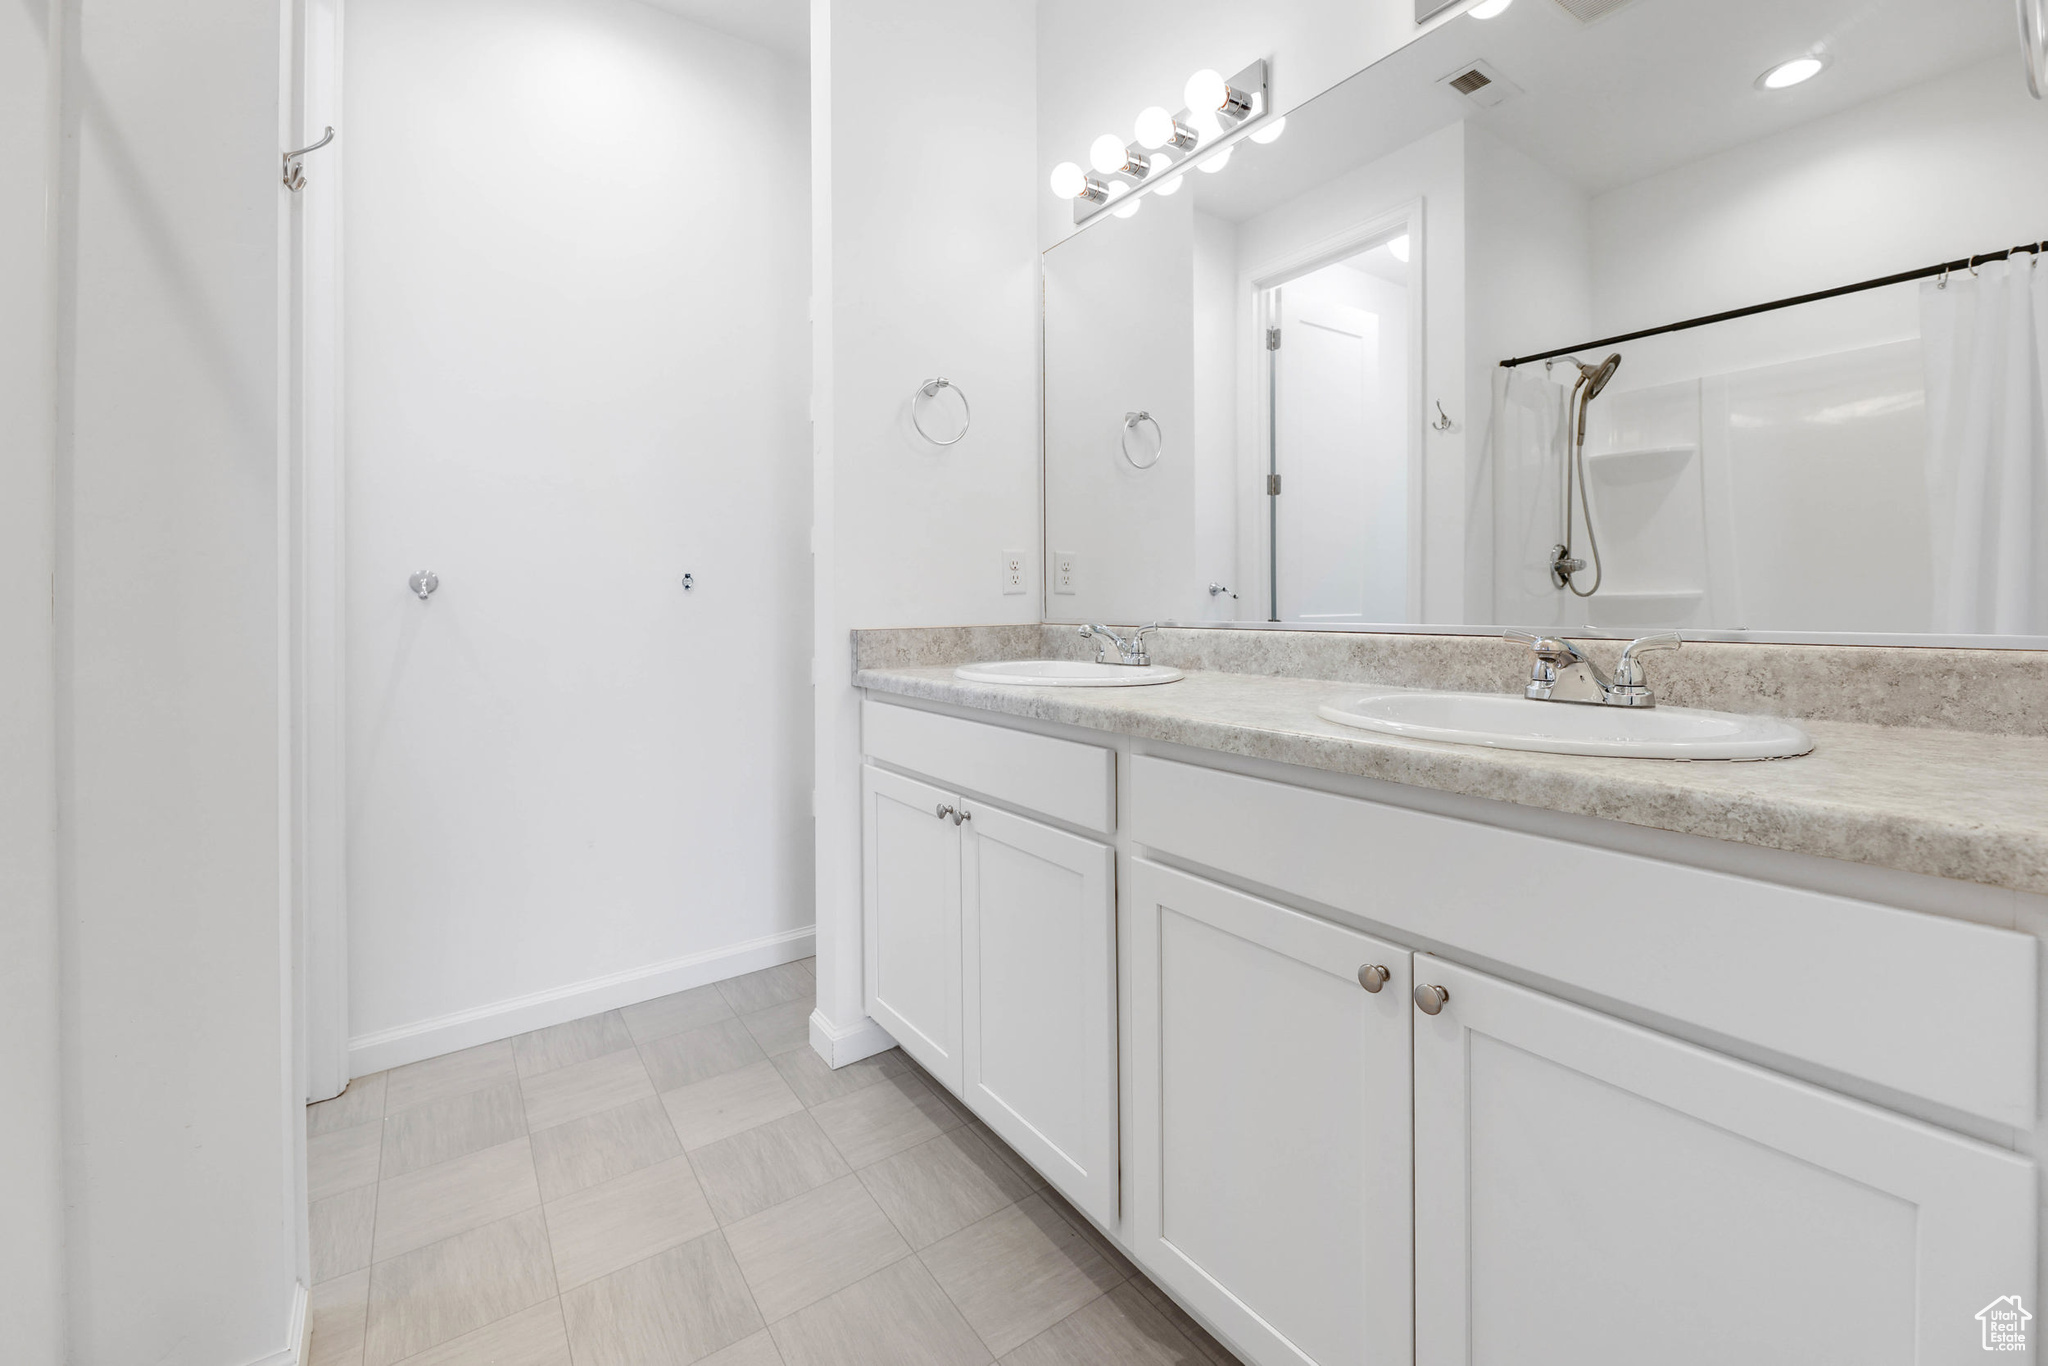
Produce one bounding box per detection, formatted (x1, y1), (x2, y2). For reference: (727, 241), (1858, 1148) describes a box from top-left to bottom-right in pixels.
(1121, 411), (1163, 469)
(911, 377), (971, 446)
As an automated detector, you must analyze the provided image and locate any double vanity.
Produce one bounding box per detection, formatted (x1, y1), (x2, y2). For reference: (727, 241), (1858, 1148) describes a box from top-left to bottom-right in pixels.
(851, 625), (2044, 1366)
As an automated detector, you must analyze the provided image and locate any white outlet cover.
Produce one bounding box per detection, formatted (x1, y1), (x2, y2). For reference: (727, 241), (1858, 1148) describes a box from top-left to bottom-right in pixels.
(1054, 551), (1077, 595)
(1002, 550), (1026, 595)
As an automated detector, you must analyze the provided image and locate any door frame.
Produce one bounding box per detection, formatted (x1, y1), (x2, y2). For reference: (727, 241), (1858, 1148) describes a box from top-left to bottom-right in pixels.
(1241, 198), (1425, 625)
(294, 0), (349, 1102)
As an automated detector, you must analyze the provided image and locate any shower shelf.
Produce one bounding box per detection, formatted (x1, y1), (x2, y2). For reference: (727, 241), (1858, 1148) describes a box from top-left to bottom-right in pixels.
(1586, 588), (1705, 628)
(1586, 445), (1695, 482)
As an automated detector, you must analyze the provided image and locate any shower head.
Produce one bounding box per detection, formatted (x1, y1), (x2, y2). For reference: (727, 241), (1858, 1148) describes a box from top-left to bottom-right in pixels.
(1578, 353), (1622, 401)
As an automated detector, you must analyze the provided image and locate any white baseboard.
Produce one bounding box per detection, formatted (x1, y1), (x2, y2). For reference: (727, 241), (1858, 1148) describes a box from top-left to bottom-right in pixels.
(246, 1281), (308, 1366)
(809, 1007), (897, 1068)
(349, 927), (816, 1076)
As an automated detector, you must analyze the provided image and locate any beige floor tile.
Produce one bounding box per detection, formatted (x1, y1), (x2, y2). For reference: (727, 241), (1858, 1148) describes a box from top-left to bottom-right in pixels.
(520, 1049), (654, 1132)
(385, 1041), (520, 1115)
(390, 1300), (570, 1366)
(313, 1184), (379, 1283)
(857, 1128), (1035, 1250)
(622, 983), (736, 1045)
(374, 1138), (541, 1262)
(310, 1268), (371, 1366)
(811, 1072), (963, 1169)
(1126, 1276), (1242, 1365)
(690, 1111), (852, 1226)
(311, 1073), (388, 1136)
(920, 1195), (1123, 1357)
(770, 1257), (992, 1366)
(364, 1209), (557, 1366)
(724, 1174), (910, 1321)
(383, 1083), (527, 1179)
(512, 1011), (635, 1079)
(998, 1281), (1208, 1366)
(698, 1329), (786, 1365)
(542, 1153), (718, 1289)
(798, 957), (816, 976)
(740, 999), (812, 1057)
(640, 1016), (768, 1092)
(529, 1095), (681, 1202)
(1040, 1185), (1138, 1282)
(560, 1231), (764, 1366)
(662, 1059), (805, 1150)
(311, 1120), (384, 1200)
(716, 962), (815, 1016)
(769, 1045), (908, 1110)
(964, 1119), (1049, 1194)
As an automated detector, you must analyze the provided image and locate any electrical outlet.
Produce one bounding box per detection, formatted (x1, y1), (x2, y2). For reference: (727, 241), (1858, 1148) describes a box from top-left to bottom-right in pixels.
(1054, 552), (1077, 596)
(1002, 550), (1027, 595)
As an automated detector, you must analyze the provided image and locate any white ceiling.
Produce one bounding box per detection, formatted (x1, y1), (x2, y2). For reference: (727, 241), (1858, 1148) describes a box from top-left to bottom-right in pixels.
(1186, 0), (2014, 223)
(638, 0), (808, 62)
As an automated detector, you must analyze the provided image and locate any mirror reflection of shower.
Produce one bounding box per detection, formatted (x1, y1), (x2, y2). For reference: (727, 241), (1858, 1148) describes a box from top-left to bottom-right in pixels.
(1549, 352), (1623, 597)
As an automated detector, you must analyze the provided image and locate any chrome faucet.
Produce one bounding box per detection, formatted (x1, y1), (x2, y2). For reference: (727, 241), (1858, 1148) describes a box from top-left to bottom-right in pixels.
(1079, 623), (1160, 666)
(1506, 630), (1681, 707)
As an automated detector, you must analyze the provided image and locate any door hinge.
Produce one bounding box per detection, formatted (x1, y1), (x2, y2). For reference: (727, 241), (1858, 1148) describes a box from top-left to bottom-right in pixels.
(1267, 474), (1283, 496)
(1266, 327), (1281, 350)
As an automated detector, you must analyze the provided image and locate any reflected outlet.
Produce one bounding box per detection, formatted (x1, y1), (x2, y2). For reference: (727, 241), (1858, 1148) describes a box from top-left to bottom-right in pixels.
(1054, 552), (1077, 595)
(1003, 550), (1027, 595)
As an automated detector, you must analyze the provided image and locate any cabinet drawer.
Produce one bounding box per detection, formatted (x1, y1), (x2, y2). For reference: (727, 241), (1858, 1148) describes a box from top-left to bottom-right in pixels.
(1129, 756), (2038, 1127)
(863, 699), (1115, 833)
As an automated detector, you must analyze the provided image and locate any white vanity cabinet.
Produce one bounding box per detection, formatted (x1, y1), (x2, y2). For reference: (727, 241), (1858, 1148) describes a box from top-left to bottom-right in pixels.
(861, 701), (1121, 1225)
(1412, 957), (2036, 1366)
(1125, 860), (1415, 1366)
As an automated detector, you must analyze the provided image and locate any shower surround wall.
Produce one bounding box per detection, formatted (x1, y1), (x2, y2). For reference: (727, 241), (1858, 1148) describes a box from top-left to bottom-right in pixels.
(343, 0), (814, 1073)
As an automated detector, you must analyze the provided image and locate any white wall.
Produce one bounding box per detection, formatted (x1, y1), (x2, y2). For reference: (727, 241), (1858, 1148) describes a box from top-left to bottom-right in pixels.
(810, 0), (1041, 1060)
(48, 0), (302, 1361)
(343, 0), (814, 1069)
(1192, 211), (1241, 618)
(1036, 0), (1459, 250)
(1, 1), (65, 1362)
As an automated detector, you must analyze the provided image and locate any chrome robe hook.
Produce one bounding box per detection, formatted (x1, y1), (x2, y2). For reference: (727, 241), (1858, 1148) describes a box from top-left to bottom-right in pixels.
(284, 127), (335, 192)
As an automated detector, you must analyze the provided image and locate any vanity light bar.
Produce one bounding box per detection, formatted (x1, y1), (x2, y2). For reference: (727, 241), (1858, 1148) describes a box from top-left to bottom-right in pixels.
(1058, 59), (1270, 225)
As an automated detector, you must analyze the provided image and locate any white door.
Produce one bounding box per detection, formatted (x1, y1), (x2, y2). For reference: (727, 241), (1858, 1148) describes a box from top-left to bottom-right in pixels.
(1273, 263), (1409, 624)
(1127, 860), (1414, 1366)
(1413, 957), (2037, 1366)
(861, 765), (963, 1090)
(960, 801), (1118, 1226)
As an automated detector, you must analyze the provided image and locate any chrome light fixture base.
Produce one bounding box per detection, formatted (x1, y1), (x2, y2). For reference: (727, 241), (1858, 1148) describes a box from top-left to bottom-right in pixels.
(1071, 59), (1269, 225)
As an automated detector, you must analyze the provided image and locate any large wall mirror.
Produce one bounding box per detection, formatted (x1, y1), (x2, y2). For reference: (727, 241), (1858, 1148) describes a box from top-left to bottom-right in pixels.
(1042, 0), (2048, 645)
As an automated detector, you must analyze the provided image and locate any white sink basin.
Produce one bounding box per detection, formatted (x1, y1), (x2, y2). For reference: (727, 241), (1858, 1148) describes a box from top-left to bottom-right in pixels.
(1318, 690), (1812, 760)
(954, 660), (1185, 687)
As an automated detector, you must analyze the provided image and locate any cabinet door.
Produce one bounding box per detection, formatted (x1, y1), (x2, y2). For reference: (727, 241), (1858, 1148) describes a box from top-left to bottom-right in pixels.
(1414, 957), (2037, 1366)
(862, 764), (962, 1090)
(960, 801), (1117, 1226)
(1127, 860), (1414, 1366)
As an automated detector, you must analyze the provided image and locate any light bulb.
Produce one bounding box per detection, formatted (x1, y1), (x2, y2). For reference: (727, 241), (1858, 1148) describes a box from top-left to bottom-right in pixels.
(1469, 0), (1513, 17)
(1135, 106), (1176, 150)
(1113, 197), (1142, 219)
(1104, 179), (1130, 201)
(1758, 56), (1825, 89)
(1049, 162), (1087, 199)
(1143, 151), (1172, 178)
(1249, 116), (1286, 145)
(1198, 145), (1232, 174)
(1184, 68), (1227, 114)
(1387, 234), (1411, 263)
(1152, 169), (1184, 196)
(1090, 134), (1132, 175)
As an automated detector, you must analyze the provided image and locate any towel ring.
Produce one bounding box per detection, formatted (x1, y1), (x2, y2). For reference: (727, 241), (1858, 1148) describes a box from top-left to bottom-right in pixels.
(1121, 411), (1164, 469)
(911, 378), (971, 446)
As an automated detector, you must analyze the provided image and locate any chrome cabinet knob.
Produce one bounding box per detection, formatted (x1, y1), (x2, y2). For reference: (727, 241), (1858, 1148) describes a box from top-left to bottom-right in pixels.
(1413, 983), (1450, 1016)
(935, 804), (955, 821)
(1357, 964), (1390, 993)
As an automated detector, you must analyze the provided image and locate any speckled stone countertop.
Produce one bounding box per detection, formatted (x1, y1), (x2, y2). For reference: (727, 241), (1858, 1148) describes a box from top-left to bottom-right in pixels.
(855, 664), (2048, 898)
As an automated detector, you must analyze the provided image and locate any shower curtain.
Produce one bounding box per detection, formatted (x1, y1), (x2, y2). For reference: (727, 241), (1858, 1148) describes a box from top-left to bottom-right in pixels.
(1921, 256), (2048, 635)
(1490, 364), (1572, 622)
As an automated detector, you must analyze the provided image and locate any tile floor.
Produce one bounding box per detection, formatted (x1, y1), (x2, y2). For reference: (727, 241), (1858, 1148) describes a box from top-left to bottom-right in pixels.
(307, 958), (1241, 1366)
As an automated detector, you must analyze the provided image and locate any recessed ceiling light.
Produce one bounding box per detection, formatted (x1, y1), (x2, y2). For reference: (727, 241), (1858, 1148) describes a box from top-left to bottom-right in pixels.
(1758, 56), (1826, 90)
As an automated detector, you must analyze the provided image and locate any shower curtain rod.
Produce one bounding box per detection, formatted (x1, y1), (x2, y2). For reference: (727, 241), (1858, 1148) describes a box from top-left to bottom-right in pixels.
(1499, 237), (2047, 368)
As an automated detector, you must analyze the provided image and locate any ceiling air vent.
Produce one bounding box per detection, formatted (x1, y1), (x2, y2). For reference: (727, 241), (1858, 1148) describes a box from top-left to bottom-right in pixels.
(1437, 59), (1522, 109)
(1551, 0), (1638, 23)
